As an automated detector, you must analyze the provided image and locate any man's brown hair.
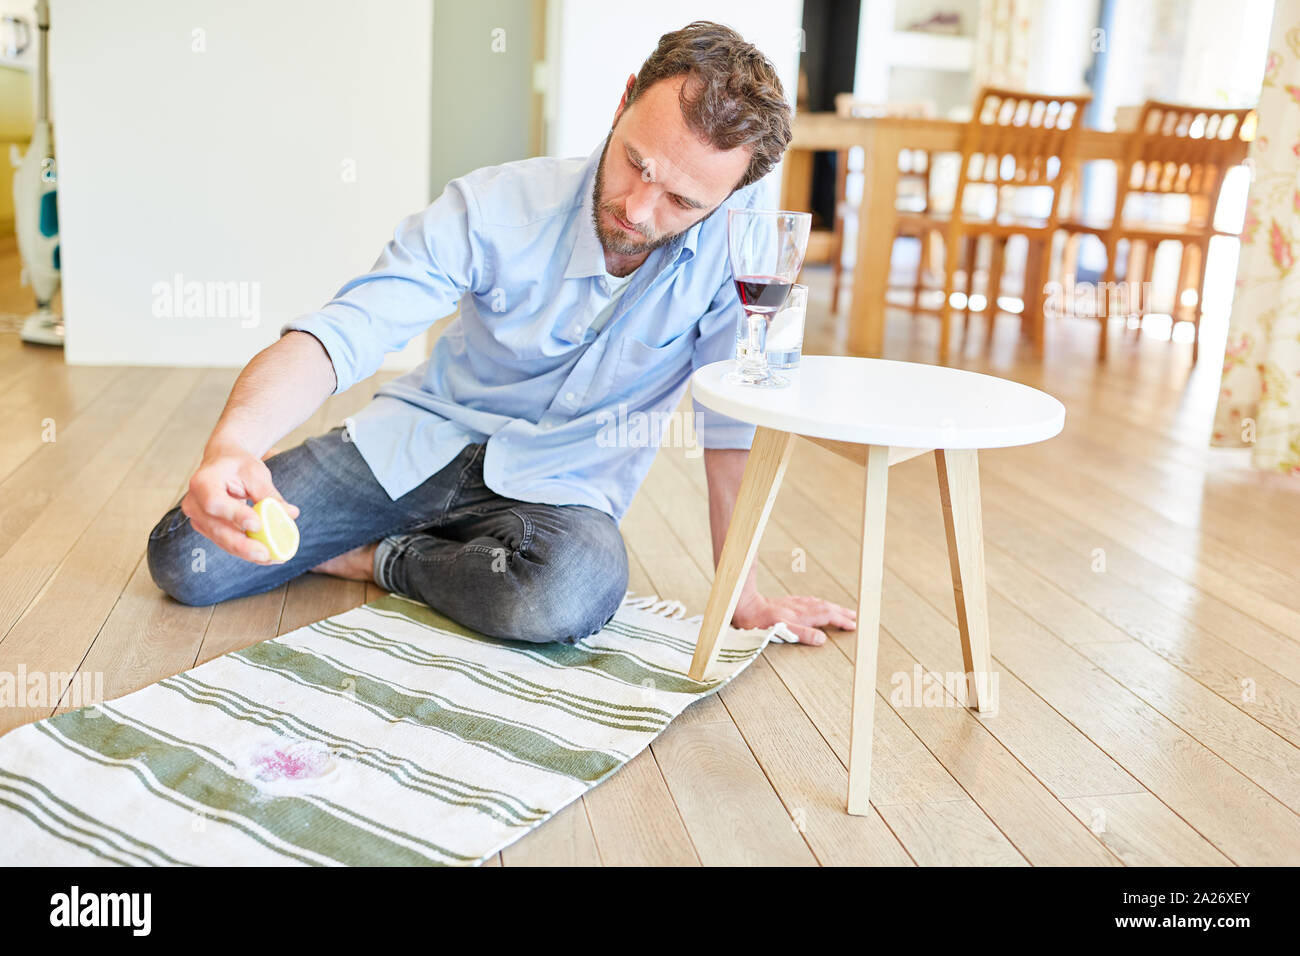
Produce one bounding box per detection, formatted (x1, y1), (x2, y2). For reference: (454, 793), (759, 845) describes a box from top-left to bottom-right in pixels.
(624, 20), (793, 193)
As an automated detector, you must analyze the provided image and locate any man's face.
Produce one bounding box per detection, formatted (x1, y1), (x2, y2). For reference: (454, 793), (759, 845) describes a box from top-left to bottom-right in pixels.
(593, 74), (753, 259)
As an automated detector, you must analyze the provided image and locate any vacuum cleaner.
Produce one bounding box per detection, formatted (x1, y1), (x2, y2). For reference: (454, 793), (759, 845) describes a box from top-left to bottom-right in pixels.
(12, 0), (60, 347)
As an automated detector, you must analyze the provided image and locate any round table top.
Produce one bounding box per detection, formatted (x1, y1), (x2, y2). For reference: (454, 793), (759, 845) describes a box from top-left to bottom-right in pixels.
(692, 356), (1065, 449)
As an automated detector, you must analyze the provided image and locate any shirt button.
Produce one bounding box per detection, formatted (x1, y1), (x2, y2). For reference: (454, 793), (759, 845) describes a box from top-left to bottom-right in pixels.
(565, 392), (577, 402)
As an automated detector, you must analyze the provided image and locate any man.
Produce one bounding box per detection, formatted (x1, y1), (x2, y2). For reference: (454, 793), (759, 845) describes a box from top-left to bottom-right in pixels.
(147, 21), (856, 646)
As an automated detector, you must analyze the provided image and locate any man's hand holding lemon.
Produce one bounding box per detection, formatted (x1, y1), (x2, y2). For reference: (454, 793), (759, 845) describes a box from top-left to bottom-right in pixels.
(180, 439), (301, 565)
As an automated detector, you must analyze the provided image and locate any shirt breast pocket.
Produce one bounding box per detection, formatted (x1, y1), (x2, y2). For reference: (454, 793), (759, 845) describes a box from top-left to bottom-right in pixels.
(613, 331), (696, 401)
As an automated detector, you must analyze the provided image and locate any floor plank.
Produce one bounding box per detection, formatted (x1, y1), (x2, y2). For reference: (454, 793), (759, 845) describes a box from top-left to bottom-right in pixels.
(0, 368), (206, 731)
(620, 489), (821, 865)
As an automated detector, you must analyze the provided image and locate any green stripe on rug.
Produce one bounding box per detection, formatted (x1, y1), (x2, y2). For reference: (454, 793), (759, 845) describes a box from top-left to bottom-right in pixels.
(601, 617), (756, 659)
(0, 769), (192, 866)
(306, 618), (676, 725)
(160, 674), (546, 827)
(0, 794), (143, 866)
(364, 602), (723, 693)
(233, 641), (632, 781)
(40, 709), (474, 866)
(93, 703), (485, 862)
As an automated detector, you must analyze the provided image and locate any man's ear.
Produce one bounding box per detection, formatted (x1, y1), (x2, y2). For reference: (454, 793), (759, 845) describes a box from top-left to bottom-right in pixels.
(613, 73), (636, 126)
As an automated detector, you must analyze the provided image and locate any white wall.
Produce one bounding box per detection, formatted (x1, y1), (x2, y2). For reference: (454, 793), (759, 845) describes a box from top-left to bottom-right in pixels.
(1176, 0), (1273, 106)
(854, 0), (983, 117)
(1025, 0), (1099, 96)
(49, 0), (434, 367)
(1102, 0), (1271, 121)
(545, 0), (804, 160)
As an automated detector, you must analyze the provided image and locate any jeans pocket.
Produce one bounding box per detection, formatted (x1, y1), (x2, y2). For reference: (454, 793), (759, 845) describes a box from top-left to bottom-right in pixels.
(451, 443), (488, 491)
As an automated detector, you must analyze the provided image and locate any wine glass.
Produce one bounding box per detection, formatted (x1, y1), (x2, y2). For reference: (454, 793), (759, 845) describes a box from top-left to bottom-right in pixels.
(726, 208), (811, 388)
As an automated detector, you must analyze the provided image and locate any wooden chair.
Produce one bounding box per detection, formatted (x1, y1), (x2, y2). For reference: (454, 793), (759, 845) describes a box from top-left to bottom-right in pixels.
(1057, 100), (1256, 363)
(828, 96), (936, 315)
(899, 88), (1090, 364)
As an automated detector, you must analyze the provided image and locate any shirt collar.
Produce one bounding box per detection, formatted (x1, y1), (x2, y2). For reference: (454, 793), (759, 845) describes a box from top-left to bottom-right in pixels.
(564, 138), (703, 279)
(564, 141), (610, 280)
(674, 216), (702, 265)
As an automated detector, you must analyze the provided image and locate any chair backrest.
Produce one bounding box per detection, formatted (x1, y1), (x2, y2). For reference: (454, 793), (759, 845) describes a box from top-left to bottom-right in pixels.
(1116, 99), (1256, 228)
(955, 87), (1092, 228)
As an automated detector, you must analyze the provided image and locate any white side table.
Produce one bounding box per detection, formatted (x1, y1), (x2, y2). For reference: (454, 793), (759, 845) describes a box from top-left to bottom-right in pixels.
(690, 356), (1065, 815)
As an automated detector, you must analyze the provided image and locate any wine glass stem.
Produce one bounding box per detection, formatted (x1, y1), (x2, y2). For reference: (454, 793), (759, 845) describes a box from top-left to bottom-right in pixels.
(742, 311), (768, 377)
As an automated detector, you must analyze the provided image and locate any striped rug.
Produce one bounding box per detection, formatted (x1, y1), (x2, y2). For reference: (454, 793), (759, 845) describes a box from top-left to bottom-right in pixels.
(0, 592), (784, 866)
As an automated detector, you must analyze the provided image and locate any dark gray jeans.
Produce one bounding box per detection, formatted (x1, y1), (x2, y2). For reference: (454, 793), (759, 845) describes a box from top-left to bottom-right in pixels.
(146, 426), (629, 644)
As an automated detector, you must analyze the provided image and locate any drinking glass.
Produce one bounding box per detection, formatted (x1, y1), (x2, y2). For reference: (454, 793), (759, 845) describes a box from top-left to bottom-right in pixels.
(764, 283), (807, 368)
(726, 208), (811, 388)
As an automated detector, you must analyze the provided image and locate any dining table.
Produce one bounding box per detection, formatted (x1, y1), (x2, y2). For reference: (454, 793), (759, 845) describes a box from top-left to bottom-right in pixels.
(783, 113), (1134, 357)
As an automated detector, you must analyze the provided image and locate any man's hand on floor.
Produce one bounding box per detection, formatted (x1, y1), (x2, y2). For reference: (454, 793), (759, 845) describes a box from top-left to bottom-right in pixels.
(731, 593), (857, 645)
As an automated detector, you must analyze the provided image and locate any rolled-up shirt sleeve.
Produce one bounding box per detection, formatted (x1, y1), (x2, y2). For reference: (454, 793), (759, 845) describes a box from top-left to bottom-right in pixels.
(280, 178), (487, 395)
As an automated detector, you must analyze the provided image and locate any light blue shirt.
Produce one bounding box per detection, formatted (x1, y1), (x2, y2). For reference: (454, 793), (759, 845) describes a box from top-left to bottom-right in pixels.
(280, 139), (773, 522)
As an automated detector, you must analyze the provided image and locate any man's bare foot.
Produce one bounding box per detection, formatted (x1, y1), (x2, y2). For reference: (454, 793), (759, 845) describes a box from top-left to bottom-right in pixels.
(311, 542), (379, 583)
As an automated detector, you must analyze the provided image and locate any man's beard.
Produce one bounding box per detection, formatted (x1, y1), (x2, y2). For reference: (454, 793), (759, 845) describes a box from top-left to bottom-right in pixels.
(591, 131), (688, 258)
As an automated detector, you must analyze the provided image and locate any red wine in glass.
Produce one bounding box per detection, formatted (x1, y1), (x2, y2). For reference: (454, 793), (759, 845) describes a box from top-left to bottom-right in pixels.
(734, 274), (794, 313)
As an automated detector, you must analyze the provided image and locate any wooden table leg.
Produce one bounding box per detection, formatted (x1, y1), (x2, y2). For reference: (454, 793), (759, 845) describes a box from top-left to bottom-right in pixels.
(847, 444), (890, 815)
(689, 427), (797, 682)
(985, 236), (1007, 355)
(1023, 238), (1046, 360)
(934, 449), (994, 713)
(1139, 238), (1158, 338)
(847, 127), (902, 357)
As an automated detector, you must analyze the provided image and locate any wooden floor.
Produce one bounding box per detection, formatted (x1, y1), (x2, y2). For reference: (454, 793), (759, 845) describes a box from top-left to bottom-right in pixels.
(1, 254), (1298, 866)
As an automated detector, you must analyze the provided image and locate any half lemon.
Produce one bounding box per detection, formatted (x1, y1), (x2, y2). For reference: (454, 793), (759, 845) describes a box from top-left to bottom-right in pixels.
(246, 497), (300, 563)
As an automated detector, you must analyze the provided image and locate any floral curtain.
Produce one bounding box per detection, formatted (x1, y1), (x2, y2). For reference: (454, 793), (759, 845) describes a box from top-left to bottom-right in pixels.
(972, 0), (1032, 91)
(1212, 0), (1300, 474)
